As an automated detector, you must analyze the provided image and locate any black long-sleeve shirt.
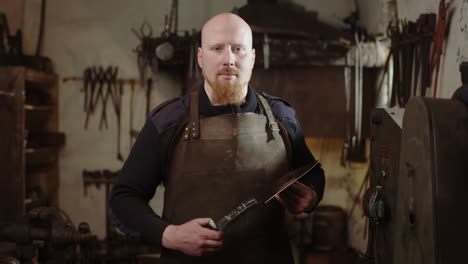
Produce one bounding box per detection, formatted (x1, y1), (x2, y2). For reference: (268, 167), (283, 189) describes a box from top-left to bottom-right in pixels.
(109, 85), (325, 245)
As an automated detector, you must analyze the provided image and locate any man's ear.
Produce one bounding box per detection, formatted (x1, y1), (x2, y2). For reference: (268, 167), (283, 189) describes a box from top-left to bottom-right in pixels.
(251, 49), (256, 69)
(197, 47), (203, 69)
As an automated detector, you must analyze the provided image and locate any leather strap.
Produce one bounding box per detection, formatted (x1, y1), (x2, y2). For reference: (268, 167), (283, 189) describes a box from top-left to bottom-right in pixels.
(183, 91), (200, 140)
(185, 90), (280, 140)
(257, 94), (280, 139)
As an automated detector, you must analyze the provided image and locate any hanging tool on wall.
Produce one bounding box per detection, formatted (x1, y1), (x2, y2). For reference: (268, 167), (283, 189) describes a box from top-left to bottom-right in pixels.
(401, 21), (417, 104)
(128, 79), (137, 147)
(132, 22), (157, 119)
(145, 77), (153, 117)
(388, 22), (403, 107)
(83, 66), (103, 129)
(347, 32), (366, 162)
(82, 169), (119, 239)
(133, 22), (158, 83)
(186, 29), (202, 90)
(420, 14), (437, 97)
(341, 33), (365, 164)
(112, 80), (124, 161)
(81, 65), (126, 161)
(165, 0), (178, 36)
(412, 19), (423, 97)
(99, 67), (119, 130)
(341, 53), (352, 167)
(64, 72), (144, 160)
(132, 1), (179, 113)
(187, 30), (197, 79)
(380, 14), (436, 106)
(82, 66), (119, 130)
(428, 0), (450, 98)
(35, 0), (46, 56)
(0, 12), (22, 55)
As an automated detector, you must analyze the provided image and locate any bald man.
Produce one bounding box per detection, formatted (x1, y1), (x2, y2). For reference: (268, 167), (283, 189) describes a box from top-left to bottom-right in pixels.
(109, 13), (325, 263)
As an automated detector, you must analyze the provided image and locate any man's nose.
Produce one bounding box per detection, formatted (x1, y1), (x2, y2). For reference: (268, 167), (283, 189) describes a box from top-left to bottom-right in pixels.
(222, 48), (235, 67)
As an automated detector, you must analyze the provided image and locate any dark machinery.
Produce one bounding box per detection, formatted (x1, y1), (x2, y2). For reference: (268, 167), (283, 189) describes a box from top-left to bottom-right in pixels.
(363, 63), (468, 264)
(364, 107), (404, 264)
(0, 207), (96, 264)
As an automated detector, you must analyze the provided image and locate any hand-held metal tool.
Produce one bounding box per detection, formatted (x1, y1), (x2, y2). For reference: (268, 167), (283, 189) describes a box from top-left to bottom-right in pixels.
(207, 198), (259, 231)
(208, 160), (319, 231)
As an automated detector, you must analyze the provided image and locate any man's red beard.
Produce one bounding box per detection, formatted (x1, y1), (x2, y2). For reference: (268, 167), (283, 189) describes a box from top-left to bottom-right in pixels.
(204, 67), (250, 106)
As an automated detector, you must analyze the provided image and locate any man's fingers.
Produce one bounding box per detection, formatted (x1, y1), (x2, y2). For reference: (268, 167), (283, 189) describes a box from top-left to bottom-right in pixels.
(276, 193), (305, 214)
(200, 229), (223, 240)
(201, 246), (223, 255)
(200, 239), (223, 248)
(280, 187), (302, 201)
(276, 195), (300, 211)
(194, 218), (212, 226)
(192, 218), (223, 240)
(287, 182), (310, 196)
(275, 195), (286, 207)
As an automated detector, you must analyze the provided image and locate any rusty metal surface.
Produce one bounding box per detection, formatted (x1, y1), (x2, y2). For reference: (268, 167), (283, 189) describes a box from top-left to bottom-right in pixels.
(366, 107), (404, 264)
(250, 66), (377, 137)
(394, 97), (468, 264)
(0, 66), (25, 223)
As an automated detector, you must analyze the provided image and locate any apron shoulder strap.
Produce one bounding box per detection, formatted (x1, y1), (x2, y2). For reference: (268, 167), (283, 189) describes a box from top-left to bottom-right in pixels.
(256, 93), (280, 133)
(182, 91), (200, 140)
(184, 91), (281, 140)
(256, 93), (293, 164)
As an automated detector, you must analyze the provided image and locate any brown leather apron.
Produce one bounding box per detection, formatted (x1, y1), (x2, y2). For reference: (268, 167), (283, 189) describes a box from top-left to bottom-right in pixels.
(161, 90), (294, 264)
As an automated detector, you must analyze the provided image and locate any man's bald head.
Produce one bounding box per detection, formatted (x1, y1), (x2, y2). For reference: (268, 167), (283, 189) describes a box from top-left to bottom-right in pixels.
(198, 13), (256, 106)
(201, 13), (253, 49)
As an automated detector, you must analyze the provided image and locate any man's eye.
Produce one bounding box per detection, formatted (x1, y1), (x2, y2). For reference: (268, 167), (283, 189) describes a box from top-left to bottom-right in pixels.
(234, 47), (245, 53)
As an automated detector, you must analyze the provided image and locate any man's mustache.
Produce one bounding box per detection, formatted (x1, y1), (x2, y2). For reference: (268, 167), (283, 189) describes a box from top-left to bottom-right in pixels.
(216, 68), (240, 75)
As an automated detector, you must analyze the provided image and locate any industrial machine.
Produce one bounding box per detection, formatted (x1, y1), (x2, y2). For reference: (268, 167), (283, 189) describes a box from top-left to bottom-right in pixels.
(363, 64), (468, 264)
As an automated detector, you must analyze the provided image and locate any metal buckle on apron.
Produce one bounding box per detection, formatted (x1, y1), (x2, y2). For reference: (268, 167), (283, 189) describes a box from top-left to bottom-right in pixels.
(269, 121), (280, 132)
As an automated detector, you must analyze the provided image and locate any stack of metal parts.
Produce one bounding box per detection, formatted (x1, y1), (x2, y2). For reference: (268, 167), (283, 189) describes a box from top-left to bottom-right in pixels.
(363, 63), (468, 264)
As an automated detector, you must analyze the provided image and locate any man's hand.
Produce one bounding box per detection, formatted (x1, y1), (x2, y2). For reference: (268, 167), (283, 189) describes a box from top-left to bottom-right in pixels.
(162, 218), (223, 256)
(275, 181), (318, 214)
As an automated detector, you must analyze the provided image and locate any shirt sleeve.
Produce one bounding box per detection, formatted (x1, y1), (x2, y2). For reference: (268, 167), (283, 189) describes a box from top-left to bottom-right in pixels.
(279, 116), (326, 205)
(108, 120), (169, 245)
(262, 94), (326, 208)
